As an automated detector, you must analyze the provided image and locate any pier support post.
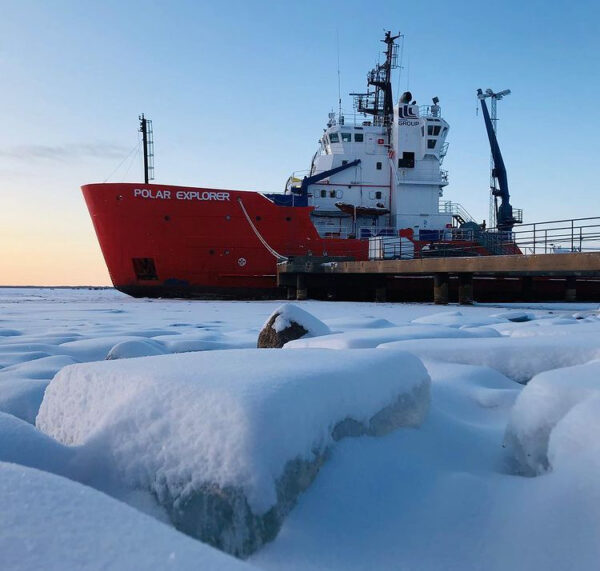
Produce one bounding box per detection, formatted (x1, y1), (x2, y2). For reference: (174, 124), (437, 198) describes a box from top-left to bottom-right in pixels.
(375, 278), (387, 303)
(433, 273), (449, 305)
(458, 273), (474, 305)
(565, 276), (577, 302)
(521, 276), (533, 301)
(296, 274), (307, 301)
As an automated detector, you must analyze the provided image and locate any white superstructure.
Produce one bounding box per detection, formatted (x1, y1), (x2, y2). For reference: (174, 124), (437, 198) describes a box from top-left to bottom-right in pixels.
(286, 32), (453, 242)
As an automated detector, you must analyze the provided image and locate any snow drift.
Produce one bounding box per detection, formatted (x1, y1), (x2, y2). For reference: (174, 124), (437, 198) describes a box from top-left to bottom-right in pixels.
(505, 360), (600, 475)
(0, 462), (255, 571)
(37, 347), (430, 557)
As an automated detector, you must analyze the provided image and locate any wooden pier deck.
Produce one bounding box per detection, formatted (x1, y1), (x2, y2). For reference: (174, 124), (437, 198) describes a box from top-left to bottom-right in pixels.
(277, 253), (600, 304)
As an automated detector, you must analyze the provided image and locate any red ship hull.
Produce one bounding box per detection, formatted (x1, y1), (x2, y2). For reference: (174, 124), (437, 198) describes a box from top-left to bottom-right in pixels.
(82, 183), (369, 298)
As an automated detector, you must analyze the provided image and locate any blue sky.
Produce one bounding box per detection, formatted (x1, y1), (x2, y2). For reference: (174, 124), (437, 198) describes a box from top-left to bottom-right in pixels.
(1, 0), (598, 284)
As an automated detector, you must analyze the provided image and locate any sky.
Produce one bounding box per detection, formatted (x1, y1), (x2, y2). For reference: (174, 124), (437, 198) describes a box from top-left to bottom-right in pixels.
(1, 0), (599, 285)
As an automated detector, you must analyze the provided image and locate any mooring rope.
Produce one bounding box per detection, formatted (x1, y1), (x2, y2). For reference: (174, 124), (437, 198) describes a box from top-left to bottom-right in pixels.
(237, 198), (288, 262)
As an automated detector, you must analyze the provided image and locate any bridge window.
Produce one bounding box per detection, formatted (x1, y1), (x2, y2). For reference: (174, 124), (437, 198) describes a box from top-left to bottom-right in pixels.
(376, 191), (382, 199)
(320, 189), (326, 197)
(330, 190), (336, 198)
(427, 139), (437, 149)
(329, 132), (339, 143)
(354, 133), (364, 142)
(341, 132), (352, 142)
(376, 161), (382, 170)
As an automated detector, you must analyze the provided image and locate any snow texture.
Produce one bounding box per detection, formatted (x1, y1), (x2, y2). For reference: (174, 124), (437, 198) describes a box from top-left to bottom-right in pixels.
(4, 288), (600, 569)
(0, 462), (255, 571)
(505, 360), (600, 474)
(285, 324), (500, 350)
(267, 304), (331, 336)
(378, 333), (600, 383)
(37, 346), (429, 555)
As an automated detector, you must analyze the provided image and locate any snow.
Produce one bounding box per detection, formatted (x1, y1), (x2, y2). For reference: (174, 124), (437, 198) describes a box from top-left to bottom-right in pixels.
(505, 360), (600, 474)
(0, 462), (255, 571)
(37, 348), (429, 515)
(378, 332), (600, 383)
(267, 303), (331, 336)
(285, 324), (500, 349)
(2, 287), (600, 568)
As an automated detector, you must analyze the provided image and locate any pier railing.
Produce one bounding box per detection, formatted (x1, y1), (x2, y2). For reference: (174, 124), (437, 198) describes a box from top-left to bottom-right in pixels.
(509, 217), (600, 255)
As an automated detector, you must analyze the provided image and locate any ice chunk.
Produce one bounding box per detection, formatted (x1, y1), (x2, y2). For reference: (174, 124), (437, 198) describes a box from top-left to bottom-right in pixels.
(505, 360), (600, 474)
(379, 335), (600, 383)
(286, 324), (500, 349)
(0, 379), (50, 423)
(411, 310), (507, 328)
(37, 348), (429, 556)
(0, 462), (254, 571)
(106, 339), (167, 360)
(0, 412), (74, 476)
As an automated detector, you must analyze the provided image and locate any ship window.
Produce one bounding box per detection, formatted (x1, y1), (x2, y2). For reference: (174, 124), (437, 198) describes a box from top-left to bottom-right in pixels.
(376, 191), (382, 199)
(320, 189), (326, 198)
(427, 125), (434, 135)
(354, 133), (364, 142)
(398, 152), (415, 168)
(342, 160), (348, 165)
(329, 132), (339, 143)
(330, 190), (336, 198)
(433, 125), (441, 136)
(132, 258), (158, 281)
(376, 161), (382, 170)
(427, 139), (437, 149)
(421, 126), (424, 137)
(341, 132), (352, 142)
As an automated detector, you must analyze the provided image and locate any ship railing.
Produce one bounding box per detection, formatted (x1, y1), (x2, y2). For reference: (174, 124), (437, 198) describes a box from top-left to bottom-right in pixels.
(419, 104), (442, 118)
(439, 201), (477, 224)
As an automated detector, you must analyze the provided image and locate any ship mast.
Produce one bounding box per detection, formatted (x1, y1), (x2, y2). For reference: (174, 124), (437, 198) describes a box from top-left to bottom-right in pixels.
(350, 31), (400, 128)
(139, 114), (155, 184)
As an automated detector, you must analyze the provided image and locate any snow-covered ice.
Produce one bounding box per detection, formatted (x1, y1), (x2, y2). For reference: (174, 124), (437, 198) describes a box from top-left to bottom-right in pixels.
(1, 287), (600, 569)
(0, 462), (255, 571)
(505, 360), (600, 475)
(37, 346), (430, 555)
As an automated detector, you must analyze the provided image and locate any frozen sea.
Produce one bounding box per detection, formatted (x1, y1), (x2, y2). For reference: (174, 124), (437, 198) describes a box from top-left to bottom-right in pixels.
(1, 287), (600, 570)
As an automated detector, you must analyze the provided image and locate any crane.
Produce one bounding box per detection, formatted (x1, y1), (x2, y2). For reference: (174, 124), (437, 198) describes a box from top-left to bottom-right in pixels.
(477, 88), (519, 232)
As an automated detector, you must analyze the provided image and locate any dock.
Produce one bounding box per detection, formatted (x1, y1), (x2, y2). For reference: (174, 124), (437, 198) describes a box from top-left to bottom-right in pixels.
(277, 253), (600, 304)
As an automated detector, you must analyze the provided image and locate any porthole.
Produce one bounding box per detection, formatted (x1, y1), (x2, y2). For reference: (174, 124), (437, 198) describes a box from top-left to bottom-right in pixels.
(286, 216), (292, 222)
(256, 216), (262, 221)
(164, 215), (170, 221)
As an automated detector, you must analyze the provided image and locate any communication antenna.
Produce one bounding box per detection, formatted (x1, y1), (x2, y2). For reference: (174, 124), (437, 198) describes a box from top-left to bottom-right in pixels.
(395, 34), (405, 99)
(336, 29), (342, 119)
(139, 113), (155, 184)
(478, 89), (510, 228)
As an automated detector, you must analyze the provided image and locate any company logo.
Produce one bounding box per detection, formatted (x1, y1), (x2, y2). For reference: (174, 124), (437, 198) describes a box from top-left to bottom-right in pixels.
(398, 104), (418, 119)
